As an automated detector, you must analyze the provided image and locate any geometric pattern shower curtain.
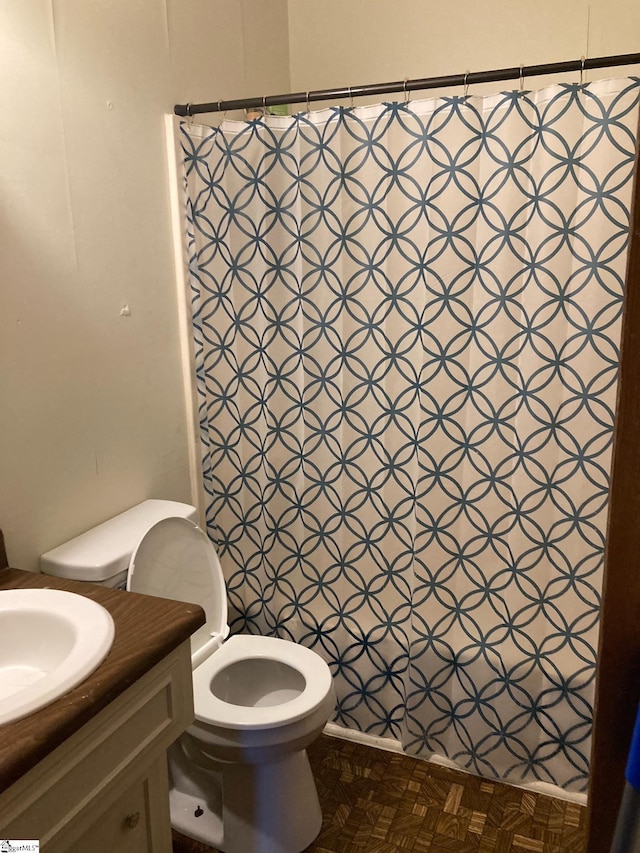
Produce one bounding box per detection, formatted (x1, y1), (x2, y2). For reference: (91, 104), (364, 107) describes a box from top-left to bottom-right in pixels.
(179, 77), (640, 792)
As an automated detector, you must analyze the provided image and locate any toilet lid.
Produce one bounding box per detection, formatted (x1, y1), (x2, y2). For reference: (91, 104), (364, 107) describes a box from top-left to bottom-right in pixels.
(127, 517), (228, 654)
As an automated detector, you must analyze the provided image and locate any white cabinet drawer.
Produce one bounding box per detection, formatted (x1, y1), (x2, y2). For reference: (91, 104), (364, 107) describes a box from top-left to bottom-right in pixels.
(64, 755), (171, 853)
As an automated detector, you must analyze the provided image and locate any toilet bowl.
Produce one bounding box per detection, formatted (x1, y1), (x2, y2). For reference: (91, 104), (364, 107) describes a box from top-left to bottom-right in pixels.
(41, 500), (336, 853)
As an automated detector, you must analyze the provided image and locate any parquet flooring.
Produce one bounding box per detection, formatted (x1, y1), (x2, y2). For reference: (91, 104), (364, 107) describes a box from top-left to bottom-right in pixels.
(172, 733), (587, 852)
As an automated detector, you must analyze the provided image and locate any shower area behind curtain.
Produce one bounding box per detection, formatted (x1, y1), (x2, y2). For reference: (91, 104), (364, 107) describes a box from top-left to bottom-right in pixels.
(179, 77), (640, 793)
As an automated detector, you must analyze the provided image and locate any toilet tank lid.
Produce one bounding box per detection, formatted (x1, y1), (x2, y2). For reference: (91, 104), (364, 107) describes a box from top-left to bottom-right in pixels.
(40, 500), (198, 582)
(127, 516), (228, 650)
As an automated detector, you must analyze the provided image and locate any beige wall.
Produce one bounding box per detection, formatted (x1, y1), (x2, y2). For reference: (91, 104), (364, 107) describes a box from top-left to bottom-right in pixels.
(0, 0), (290, 571)
(288, 0), (640, 99)
(2, 0), (637, 572)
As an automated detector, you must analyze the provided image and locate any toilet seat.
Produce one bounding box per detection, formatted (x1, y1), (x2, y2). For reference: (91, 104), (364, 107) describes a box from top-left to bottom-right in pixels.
(191, 634), (334, 730)
(127, 516), (229, 662)
(127, 516), (334, 735)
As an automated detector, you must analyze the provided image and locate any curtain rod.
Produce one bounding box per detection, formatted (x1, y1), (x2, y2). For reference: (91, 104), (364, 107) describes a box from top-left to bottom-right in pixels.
(174, 51), (640, 117)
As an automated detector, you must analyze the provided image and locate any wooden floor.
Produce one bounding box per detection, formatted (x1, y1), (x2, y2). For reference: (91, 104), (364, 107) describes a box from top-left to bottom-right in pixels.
(172, 733), (587, 852)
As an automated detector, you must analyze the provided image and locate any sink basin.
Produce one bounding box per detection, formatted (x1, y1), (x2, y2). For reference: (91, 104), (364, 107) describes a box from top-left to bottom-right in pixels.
(0, 588), (115, 725)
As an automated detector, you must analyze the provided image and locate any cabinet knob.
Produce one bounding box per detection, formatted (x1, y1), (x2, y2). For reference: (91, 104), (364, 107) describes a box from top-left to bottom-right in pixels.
(124, 811), (140, 830)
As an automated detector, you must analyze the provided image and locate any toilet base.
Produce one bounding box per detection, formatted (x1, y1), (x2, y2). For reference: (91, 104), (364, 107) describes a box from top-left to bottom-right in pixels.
(170, 746), (323, 853)
(170, 788), (224, 848)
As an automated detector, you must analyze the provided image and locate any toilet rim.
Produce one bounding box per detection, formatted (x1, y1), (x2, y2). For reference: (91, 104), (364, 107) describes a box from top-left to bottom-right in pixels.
(191, 635), (334, 730)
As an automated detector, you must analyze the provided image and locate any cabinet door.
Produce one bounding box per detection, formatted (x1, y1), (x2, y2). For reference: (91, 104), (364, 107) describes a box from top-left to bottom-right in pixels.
(63, 757), (171, 853)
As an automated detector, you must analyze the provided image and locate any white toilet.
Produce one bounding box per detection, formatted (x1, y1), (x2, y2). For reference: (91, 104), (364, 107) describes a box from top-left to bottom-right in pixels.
(41, 500), (336, 853)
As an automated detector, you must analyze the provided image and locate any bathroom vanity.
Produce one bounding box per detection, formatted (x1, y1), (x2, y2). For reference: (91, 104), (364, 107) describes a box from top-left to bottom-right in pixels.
(0, 569), (205, 852)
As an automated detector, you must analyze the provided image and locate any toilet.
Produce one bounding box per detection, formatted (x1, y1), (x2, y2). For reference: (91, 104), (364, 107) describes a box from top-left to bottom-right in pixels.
(41, 499), (336, 853)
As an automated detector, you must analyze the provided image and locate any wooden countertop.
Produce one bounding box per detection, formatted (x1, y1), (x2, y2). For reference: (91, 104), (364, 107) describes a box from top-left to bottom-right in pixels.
(0, 568), (205, 794)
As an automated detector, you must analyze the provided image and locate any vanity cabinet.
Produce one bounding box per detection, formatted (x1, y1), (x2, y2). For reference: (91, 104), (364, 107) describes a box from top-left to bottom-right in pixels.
(0, 640), (193, 852)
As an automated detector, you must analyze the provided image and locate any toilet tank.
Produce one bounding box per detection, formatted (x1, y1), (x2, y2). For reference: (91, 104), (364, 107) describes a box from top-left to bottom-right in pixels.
(40, 499), (199, 588)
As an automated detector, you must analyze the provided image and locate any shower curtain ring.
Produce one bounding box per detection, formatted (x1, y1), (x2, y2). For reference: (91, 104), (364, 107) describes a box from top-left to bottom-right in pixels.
(306, 92), (311, 114)
(403, 78), (410, 104)
(348, 86), (354, 109)
(464, 71), (470, 98)
(580, 55), (586, 86)
(262, 95), (267, 113)
(519, 64), (525, 92)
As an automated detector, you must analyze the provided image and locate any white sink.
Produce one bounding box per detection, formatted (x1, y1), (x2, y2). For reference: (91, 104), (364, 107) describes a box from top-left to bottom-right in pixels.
(0, 588), (115, 725)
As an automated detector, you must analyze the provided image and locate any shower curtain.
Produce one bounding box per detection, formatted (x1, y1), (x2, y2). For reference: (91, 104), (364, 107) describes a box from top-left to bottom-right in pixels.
(179, 77), (640, 792)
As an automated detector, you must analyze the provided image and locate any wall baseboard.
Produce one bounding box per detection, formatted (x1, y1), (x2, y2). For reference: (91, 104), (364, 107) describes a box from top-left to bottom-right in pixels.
(322, 722), (588, 807)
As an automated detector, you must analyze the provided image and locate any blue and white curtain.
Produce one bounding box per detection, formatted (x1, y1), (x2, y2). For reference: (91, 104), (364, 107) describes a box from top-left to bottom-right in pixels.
(179, 77), (639, 792)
